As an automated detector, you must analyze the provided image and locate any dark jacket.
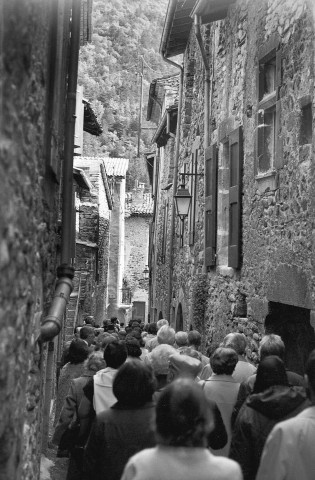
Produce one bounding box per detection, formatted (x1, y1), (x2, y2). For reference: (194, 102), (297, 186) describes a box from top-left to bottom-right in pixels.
(83, 401), (156, 480)
(229, 385), (309, 480)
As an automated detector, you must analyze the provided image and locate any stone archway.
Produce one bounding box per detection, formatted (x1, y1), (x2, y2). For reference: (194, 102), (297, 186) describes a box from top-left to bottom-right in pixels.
(158, 311), (164, 320)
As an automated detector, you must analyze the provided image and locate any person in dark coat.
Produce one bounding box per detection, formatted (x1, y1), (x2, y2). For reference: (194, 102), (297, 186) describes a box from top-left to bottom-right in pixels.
(229, 355), (309, 480)
(83, 359), (157, 480)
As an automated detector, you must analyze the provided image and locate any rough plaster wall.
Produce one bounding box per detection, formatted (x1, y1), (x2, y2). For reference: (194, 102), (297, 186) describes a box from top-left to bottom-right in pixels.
(168, 0), (315, 362)
(0, 1), (63, 478)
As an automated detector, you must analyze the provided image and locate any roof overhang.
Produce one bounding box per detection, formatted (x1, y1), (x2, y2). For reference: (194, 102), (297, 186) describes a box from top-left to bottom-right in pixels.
(191, 0), (236, 24)
(145, 152), (156, 187)
(160, 0), (197, 58)
(83, 99), (103, 136)
(73, 167), (93, 190)
(152, 105), (178, 147)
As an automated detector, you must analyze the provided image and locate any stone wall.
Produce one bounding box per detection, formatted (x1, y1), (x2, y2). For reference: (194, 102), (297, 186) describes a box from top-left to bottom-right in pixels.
(164, 0), (315, 367)
(0, 1), (68, 478)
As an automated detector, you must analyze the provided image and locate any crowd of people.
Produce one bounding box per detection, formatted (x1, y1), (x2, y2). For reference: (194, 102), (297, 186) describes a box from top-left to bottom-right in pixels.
(51, 316), (315, 480)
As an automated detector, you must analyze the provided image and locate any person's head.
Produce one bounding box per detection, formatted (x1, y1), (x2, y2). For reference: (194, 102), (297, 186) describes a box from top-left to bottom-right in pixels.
(178, 346), (202, 361)
(125, 337), (142, 358)
(129, 329), (144, 347)
(85, 316), (95, 327)
(110, 316), (118, 324)
(305, 349), (315, 399)
(188, 330), (202, 349)
(168, 354), (202, 381)
(253, 355), (288, 393)
(175, 331), (188, 348)
(103, 340), (127, 369)
(118, 329), (127, 340)
(222, 332), (247, 356)
(95, 334), (116, 351)
(156, 378), (213, 447)
(259, 334), (285, 361)
(84, 351), (106, 374)
(157, 325), (175, 346)
(113, 359), (156, 407)
(80, 326), (95, 346)
(68, 339), (89, 364)
(150, 344), (177, 377)
(157, 319), (169, 330)
(147, 322), (158, 335)
(210, 347), (238, 375)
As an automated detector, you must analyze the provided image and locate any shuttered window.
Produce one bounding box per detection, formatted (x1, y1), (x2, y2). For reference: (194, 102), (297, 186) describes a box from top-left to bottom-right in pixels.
(228, 126), (243, 269)
(255, 36), (282, 175)
(204, 144), (218, 268)
(161, 200), (168, 263)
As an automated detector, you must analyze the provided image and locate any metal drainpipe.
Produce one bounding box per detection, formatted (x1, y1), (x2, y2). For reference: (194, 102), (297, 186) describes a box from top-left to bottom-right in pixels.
(161, 54), (183, 324)
(194, 15), (210, 149)
(39, 0), (82, 343)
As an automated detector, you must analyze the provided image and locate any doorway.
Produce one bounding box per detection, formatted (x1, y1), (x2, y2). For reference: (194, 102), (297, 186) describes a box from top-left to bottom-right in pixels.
(176, 303), (183, 331)
(266, 301), (315, 375)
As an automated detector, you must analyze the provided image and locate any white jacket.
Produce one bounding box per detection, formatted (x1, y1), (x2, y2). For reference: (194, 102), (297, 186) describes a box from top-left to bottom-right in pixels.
(256, 405), (315, 480)
(93, 367), (117, 414)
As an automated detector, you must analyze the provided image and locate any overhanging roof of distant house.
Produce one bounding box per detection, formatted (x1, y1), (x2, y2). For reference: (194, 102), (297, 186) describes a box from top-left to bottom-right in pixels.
(103, 157), (129, 177)
(191, 0), (236, 24)
(147, 74), (179, 124)
(160, 0), (197, 58)
(83, 99), (103, 136)
(73, 167), (93, 190)
(160, 0), (236, 58)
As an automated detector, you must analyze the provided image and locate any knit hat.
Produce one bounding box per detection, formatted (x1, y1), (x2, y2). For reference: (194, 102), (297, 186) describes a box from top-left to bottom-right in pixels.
(149, 344), (177, 375)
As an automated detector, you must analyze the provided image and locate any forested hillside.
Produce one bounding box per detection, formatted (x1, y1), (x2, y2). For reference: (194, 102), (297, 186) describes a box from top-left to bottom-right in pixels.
(79, 0), (175, 175)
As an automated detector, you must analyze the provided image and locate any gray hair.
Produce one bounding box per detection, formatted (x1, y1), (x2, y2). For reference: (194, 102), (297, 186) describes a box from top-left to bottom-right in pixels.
(84, 351), (106, 373)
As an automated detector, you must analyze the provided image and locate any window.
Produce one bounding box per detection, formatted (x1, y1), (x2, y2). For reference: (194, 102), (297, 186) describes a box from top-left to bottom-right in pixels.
(256, 35), (282, 175)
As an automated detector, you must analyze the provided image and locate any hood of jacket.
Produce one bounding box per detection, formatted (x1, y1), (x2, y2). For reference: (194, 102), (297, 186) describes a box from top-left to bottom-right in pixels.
(247, 385), (307, 419)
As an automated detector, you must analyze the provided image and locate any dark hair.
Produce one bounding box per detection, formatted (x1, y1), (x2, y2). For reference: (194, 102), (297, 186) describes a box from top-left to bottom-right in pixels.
(306, 349), (315, 393)
(253, 355), (288, 393)
(147, 323), (158, 335)
(259, 334), (285, 361)
(68, 339), (89, 364)
(156, 378), (212, 447)
(223, 333), (246, 355)
(129, 329), (144, 347)
(113, 359), (156, 406)
(111, 317), (118, 323)
(125, 337), (142, 358)
(210, 347), (238, 375)
(188, 330), (202, 347)
(103, 340), (127, 369)
(80, 326), (95, 340)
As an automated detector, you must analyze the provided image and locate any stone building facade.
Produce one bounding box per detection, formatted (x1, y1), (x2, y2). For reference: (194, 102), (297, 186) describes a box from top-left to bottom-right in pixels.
(64, 158), (113, 333)
(0, 1), (94, 478)
(124, 185), (153, 323)
(149, 0), (315, 373)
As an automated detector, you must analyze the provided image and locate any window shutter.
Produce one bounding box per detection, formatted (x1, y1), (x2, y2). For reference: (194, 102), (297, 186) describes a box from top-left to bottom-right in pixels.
(228, 126), (243, 269)
(276, 48), (282, 100)
(189, 151), (198, 245)
(204, 144), (218, 267)
(274, 100), (283, 169)
(255, 109), (266, 176)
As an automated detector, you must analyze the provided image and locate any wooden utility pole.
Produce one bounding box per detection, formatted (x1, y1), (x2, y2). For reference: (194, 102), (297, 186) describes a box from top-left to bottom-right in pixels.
(137, 55), (144, 157)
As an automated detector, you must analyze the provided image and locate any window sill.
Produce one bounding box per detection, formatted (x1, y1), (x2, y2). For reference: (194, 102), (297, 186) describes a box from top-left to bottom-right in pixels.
(255, 170), (277, 193)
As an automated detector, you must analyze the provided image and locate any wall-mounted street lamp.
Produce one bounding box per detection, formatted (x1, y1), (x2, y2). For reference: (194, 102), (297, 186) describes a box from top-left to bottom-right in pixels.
(174, 183), (192, 220)
(143, 265), (149, 280)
